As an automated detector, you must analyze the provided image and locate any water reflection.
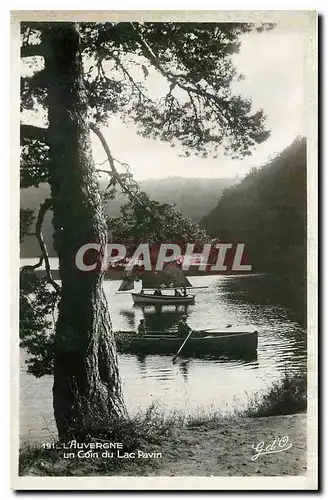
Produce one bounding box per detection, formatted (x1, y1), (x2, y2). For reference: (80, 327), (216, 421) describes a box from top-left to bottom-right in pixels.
(219, 274), (306, 326)
(141, 305), (189, 333)
(178, 358), (191, 381)
(20, 273), (307, 444)
(119, 304), (192, 333)
(135, 353), (147, 375)
(118, 308), (136, 329)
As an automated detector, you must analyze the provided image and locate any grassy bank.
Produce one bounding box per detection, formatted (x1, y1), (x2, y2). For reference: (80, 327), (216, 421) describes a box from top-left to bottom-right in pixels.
(19, 372), (307, 477)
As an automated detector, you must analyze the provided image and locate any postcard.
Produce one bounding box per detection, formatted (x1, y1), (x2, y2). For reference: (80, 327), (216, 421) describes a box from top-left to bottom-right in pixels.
(12, 9), (318, 490)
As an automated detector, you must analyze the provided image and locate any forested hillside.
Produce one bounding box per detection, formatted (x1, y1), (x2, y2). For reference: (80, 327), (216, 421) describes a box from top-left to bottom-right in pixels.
(200, 138), (307, 320)
(140, 177), (236, 222)
(20, 177), (236, 257)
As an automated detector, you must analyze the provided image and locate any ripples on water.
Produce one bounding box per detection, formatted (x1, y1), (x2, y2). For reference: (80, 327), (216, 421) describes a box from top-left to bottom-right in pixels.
(20, 274), (306, 443)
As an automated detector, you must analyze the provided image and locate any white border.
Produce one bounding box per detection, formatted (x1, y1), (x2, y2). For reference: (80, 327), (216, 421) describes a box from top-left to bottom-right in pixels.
(10, 9), (318, 491)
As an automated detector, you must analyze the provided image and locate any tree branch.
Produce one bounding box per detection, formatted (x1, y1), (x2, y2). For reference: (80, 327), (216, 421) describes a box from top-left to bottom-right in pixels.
(20, 255), (44, 272)
(91, 125), (154, 215)
(130, 23), (167, 78)
(91, 125), (185, 243)
(186, 90), (204, 141)
(110, 53), (153, 104)
(20, 124), (48, 143)
(96, 168), (115, 177)
(130, 22), (232, 130)
(90, 125), (119, 177)
(35, 199), (61, 295)
(21, 43), (46, 58)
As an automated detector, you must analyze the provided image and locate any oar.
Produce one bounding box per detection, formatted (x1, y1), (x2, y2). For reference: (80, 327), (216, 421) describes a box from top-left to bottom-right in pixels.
(172, 330), (194, 364)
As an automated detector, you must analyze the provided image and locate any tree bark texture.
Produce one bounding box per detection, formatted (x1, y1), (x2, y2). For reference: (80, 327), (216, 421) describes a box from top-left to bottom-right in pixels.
(42, 23), (126, 440)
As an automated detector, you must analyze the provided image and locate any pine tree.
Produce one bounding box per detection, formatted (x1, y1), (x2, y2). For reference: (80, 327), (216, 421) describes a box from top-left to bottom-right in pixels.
(20, 21), (270, 439)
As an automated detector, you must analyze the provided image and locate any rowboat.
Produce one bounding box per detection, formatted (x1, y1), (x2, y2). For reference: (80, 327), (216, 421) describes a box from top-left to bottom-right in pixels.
(115, 327), (258, 358)
(132, 292), (195, 306)
(117, 265), (198, 305)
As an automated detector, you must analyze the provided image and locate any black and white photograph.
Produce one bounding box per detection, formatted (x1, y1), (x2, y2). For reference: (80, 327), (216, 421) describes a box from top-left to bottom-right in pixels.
(12, 9), (317, 490)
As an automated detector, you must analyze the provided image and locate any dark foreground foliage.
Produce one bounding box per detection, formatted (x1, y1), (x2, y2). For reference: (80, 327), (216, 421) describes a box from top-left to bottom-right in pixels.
(19, 402), (184, 476)
(245, 371), (307, 418)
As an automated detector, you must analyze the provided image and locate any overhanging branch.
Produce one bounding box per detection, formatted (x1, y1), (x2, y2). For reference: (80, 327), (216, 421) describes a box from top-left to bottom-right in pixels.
(90, 125), (119, 178)
(91, 125), (192, 243)
(21, 43), (46, 58)
(130, 22), (232, 130)
(91, 125), (154, 217)
(110, 53), (153, 104)
(35, 199), (61, 295)
(20, 255), (44, 272)
(21, 124), (48, 143)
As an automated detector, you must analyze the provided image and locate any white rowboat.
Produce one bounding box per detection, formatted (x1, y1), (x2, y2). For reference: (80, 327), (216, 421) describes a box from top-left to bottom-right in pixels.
(131, 292), (195, 305)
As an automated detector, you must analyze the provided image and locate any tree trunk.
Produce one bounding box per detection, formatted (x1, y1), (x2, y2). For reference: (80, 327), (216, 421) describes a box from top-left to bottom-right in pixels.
(43, 23), (126, 440)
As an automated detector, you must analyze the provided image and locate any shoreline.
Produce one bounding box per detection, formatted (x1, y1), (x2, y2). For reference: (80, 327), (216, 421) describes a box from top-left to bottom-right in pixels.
(20, 413), (306, 477)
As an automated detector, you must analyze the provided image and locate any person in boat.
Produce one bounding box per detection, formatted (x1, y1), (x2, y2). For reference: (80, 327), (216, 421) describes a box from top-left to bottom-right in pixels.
(140, 288), (144, 295)
(177, 314), (191, 338)
(137, 319), (146, 336)
(154, 288), (162, 296)
(182, 286), (187, 297)
(174, 289), (182, 297)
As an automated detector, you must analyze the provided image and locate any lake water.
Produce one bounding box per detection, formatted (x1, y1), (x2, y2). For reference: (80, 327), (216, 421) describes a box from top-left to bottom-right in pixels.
(20, 273), (306, 444)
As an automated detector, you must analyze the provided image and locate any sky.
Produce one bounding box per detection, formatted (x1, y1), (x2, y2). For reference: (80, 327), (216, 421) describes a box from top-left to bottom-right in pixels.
(22, 24), (304, 181)
(92, 26), (304, 181)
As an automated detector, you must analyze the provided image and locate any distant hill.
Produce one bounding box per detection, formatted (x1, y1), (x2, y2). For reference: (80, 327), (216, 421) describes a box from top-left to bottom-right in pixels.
(20, 176), (237, 257)
(139, 177), (236, 223)
(200, 139), (306, 262)
(200, 138), (307, 320)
